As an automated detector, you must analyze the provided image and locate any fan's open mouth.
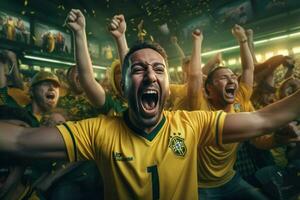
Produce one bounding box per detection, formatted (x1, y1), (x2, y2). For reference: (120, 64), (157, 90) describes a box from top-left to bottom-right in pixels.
(225, 88), (235, 96)
(141, 90), (158, 111)
(46, 93), (56, 100)
(225, 85), (236, 98)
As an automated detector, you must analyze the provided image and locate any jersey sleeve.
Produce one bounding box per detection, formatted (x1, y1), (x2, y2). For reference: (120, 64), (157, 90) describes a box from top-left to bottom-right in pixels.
(236, 81), (253, 102)
(56, 117), (104, 162)
(188, 110), (226, 146)
(236, 82), (255, 112)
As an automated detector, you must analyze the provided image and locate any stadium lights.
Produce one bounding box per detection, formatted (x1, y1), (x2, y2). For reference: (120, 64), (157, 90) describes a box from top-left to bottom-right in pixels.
(92, 65), (107, 70)
(24, 55), (107, 70)
(265, 52), (274, 59)
(277, 49), (289, 56)
(202, 30), (300, 57)
(228, 58), (237, 65)
(255, 54), (263, 62)
(292, 46), (300, 54)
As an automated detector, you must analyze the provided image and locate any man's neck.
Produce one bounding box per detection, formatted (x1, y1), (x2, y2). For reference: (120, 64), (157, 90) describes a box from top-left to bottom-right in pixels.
(31, 101), (48, 116)
(31, 101), (41, 115)
(209, 98), (231, 112)
(128, 111), (163, 134)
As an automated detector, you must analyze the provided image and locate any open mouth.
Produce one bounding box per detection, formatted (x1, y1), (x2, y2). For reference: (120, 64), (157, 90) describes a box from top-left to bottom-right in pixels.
(225, 86), (235, 98)
(46, 93), (55, 99)
(45, 93), (56, 101)
(141, 90), (159, 112)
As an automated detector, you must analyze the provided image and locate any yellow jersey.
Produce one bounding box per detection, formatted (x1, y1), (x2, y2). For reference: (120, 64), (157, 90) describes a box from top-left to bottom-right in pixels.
(197, 82), (254, 188)
(57, 110), (226, 200)
(8, 87), (31, 106)
(166, 84), (188, 110)
(166, 82), (274, 188)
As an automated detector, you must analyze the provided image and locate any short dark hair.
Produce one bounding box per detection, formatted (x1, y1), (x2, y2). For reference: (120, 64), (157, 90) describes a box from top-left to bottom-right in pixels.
(204, 66), (229, 95)
(0, 105), (39, 127)
(122, 41), (168, 82)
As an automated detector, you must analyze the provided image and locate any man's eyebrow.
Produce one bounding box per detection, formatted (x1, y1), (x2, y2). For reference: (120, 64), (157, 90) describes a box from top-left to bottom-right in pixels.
(151, 62), (166, 67)
(135, 61), (166, 66)
(130, 62), (145, 68)
(131, 61), (144, 65)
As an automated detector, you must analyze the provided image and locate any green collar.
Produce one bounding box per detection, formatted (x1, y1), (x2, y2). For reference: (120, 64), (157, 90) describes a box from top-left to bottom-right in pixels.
(123, 110), (166, 141)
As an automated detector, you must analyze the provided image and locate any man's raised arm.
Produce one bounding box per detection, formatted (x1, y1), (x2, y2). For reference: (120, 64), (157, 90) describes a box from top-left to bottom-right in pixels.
(222, 88), (300, 143)
(232, 24), (254, 86)
(187, 29), (203, 110)
(67, 9), (106, 107)
(108, 14), (129, 64)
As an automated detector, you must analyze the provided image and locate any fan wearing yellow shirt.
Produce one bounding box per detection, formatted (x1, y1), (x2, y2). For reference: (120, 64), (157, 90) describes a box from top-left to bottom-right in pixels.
(188, 24), (265, 199)
(166, 31), (222, 111)
(185, 24), (294, 200)
(0, 9), (300, 200)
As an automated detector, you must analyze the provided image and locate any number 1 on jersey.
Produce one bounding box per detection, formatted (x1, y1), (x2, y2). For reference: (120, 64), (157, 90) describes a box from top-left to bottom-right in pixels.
(147, 165), (159, 200)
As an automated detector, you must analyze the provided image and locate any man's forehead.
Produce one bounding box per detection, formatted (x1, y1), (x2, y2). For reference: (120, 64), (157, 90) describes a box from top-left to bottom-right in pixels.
(129, 48), (165, 63)
(213, 68), (234, 77)
(37, 80), (57, 87)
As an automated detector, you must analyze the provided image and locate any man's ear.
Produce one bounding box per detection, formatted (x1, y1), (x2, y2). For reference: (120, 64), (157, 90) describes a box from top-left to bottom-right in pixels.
(205, 84), (213, 98)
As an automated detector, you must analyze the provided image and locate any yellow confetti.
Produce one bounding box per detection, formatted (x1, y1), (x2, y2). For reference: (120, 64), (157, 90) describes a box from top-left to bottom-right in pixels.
(150, 35), (154, 42)
(30, 11), (35, 14)
(61, 5), (65, 10)
(88, 32), (92, 35)
(21, 11), (26, 15)
(32, 36), (36, 41)
(24, 0), (28, 6)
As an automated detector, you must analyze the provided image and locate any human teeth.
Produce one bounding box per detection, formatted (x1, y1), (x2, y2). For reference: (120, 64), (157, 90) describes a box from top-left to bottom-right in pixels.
(143, 90), (157, 94)
(226, 86), (235, 89)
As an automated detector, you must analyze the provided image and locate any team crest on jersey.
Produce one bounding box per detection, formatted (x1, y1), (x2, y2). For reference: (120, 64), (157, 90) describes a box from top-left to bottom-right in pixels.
(233, 103), (242, 112)
(169, 136), (187, 157)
